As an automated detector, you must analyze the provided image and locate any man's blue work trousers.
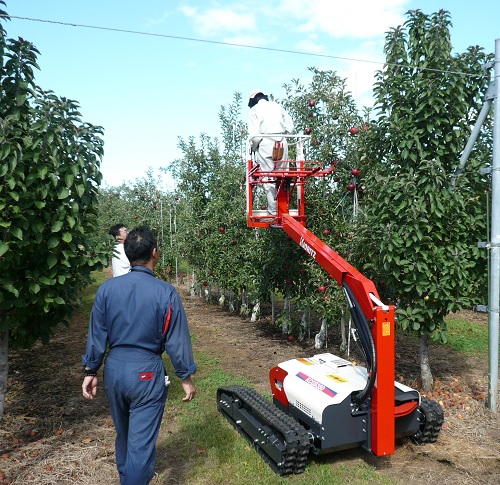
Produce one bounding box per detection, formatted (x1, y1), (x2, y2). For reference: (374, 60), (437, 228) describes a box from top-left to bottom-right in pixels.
(104, 348), (168, 485)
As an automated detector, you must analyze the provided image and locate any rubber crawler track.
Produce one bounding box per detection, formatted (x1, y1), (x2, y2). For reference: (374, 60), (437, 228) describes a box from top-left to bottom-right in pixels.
(217, 385), (312, 475)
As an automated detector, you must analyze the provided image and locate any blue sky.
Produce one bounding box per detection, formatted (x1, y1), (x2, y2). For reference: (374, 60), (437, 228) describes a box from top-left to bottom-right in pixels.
(5, 1), (499, 189)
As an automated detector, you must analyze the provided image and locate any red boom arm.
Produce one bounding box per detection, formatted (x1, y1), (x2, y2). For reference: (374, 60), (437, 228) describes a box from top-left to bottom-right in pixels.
(281, 213), (396, 456)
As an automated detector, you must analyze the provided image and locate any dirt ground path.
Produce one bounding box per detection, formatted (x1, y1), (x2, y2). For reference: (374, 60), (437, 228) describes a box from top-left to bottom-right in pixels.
(1, 276), (499, 484)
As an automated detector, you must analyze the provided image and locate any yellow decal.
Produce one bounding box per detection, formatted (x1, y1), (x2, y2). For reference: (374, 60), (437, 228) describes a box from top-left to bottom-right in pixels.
(297, 358), (314, 365)
(326, 374), (348, 383)
(382, 321), (391, 337)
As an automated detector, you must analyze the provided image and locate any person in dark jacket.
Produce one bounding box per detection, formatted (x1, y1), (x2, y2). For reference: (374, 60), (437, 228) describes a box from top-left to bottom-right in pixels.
(82, 226), (196, 485)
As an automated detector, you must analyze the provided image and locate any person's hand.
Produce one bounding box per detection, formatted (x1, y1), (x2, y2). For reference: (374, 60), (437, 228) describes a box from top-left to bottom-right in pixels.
(250, 137), (261, 153)
(181, 375), (196, 402)
(82, 376), (98, 400)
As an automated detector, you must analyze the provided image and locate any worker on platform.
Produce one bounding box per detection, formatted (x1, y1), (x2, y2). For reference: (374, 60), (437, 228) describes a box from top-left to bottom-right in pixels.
(248, 89), (294, 216)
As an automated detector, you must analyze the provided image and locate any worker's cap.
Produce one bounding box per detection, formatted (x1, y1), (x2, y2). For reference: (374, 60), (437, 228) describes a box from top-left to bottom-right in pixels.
(249, 89), (265, 100)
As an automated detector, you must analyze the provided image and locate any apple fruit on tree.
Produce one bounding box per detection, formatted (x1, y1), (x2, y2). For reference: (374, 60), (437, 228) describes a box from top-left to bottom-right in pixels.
(308, 99), (316, 107)
(349, 127), (358, 135)
(219, 227), (225, 233)
(351, 168), (360, 177)
(305, 127), (312, 135)
(347, 183), (356, 191)
(323, 229), (330, 236)
(318, 285), (327, 293)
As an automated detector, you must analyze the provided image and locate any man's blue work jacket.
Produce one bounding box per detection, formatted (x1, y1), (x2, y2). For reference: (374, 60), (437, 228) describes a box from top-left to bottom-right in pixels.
(82, 266), (196, 379)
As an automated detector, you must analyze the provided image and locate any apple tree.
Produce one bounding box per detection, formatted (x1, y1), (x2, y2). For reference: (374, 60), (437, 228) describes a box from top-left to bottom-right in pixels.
(0, 11), (108, 417)
(355, 9), (492, 390)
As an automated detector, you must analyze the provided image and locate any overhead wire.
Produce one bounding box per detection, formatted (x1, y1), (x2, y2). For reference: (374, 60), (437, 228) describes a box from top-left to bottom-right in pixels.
(8, 15), (490, 79)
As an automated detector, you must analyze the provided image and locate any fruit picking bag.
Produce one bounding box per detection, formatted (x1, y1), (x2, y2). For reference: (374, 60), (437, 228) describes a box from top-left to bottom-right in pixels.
(272, 141), (284, 161)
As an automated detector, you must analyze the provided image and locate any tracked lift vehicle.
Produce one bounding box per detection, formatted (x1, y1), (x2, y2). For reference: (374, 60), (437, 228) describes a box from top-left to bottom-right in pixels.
(216, 135), (444, 475)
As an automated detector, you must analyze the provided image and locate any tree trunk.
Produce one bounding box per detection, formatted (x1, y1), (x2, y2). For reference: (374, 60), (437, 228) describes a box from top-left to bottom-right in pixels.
(419, 333), (434, 391)
(282, 292), (291, 335)
(298, 306), (309, 341)
(315, 318), (328, 349)
(0, 329), (8, 420)
(250, 300), (260, 322)
(339, 307), (347, 353)
(271, 291), (275, 325)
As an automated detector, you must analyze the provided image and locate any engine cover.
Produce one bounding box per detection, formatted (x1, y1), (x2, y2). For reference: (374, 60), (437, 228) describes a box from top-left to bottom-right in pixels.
(271, 353), (368, 423)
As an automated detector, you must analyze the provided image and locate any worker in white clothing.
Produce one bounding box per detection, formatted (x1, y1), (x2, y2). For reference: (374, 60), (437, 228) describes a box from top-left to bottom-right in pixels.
(108, 223), (131, 277)
(248, 90), (294, 216)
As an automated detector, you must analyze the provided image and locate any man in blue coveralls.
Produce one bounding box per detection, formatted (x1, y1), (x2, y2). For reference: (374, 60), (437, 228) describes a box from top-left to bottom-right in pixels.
(81, 226), (196, 485)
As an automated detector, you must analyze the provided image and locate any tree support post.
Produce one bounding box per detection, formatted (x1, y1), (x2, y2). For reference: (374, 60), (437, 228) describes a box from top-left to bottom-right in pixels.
(488, 38), (500, 412)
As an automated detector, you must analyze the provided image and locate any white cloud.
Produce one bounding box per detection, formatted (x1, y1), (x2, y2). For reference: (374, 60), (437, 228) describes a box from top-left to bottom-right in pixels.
(179, 5), (256, 37)
(278, 0), (409, 39)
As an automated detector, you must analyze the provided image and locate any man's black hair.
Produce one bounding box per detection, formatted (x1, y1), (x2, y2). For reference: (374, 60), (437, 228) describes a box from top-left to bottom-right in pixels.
(248, 92), (269, 108)
(108, 223), (126, 238)
(124, 226), (157, 265)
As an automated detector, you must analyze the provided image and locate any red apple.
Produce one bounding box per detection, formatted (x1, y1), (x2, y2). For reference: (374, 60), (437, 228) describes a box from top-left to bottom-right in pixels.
(311, 139), (320, 146)
(347, 183), (356, 191)
(318, 285), (327, 293)
(203, 281), (208, 287)
(133, 215), (138, 219)
(287, 335), (295, 342)
(305, 127), (312, 135)
(351, 168), (360, 177)
(362, 125), (369, 131)
(286, 279), (293, 286)
(219, 227), (225, 233)
(323, 229), (330, 236)
(308, 99), (316, 107)
(349, 127), (359, 135)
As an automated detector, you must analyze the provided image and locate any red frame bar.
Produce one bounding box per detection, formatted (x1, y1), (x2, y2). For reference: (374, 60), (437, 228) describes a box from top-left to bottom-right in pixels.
(371, 306), (395, 456)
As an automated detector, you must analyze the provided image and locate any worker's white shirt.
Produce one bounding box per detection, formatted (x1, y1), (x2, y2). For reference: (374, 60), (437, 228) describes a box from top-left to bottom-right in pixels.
(111, 243), (131, 277)
(248, 99), (294, 137)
